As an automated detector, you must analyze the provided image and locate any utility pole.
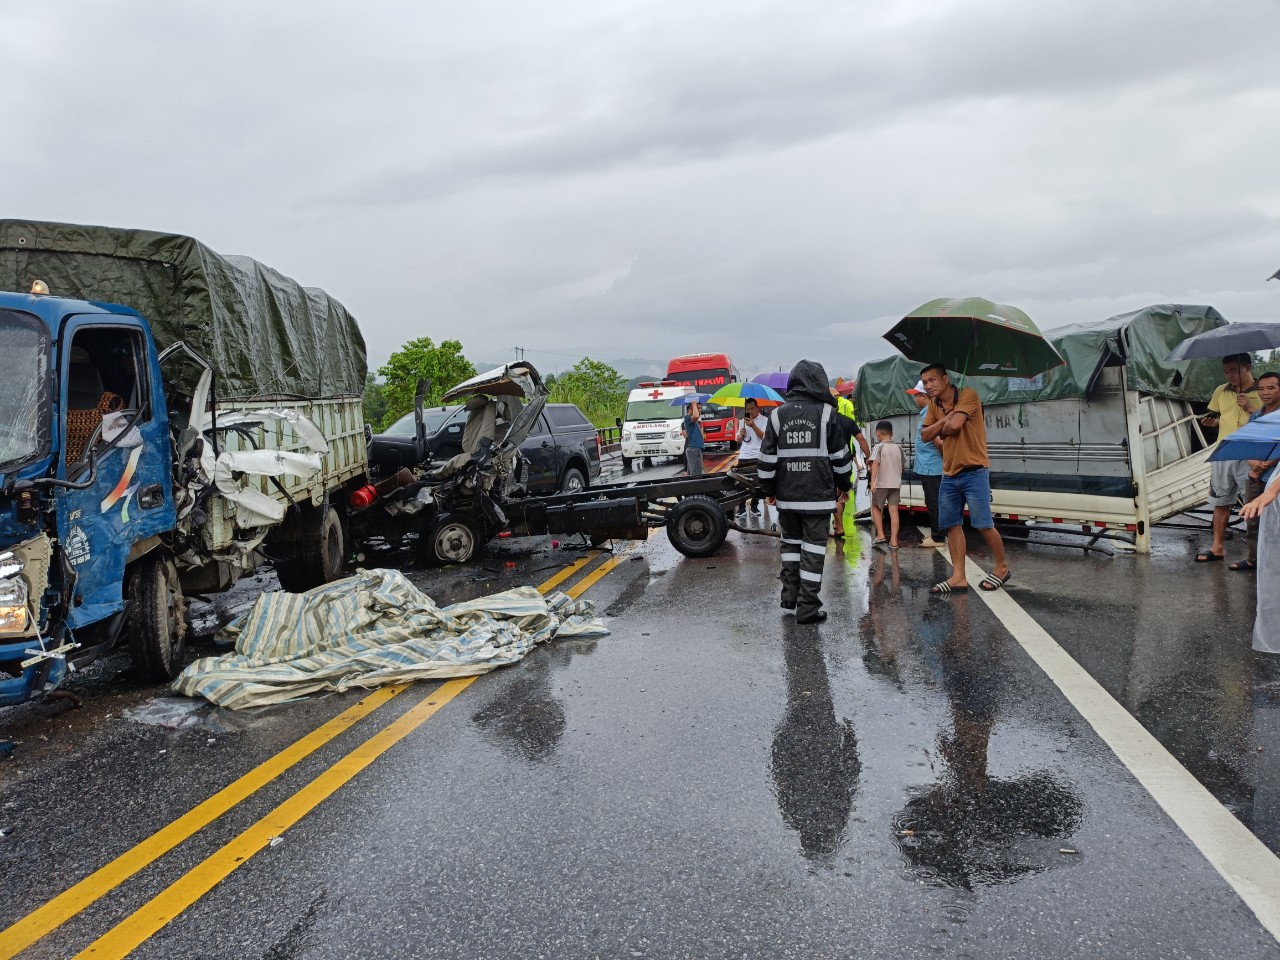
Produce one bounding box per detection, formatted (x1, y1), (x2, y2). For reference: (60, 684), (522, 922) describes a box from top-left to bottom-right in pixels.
(513, 346), (525, 361)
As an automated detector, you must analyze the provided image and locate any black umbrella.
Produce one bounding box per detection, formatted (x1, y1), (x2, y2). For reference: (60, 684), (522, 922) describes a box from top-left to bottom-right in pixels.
(1165, 322), (1280, 362)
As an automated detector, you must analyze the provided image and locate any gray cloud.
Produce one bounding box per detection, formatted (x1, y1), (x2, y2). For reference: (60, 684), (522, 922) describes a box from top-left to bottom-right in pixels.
(3, 0), (1280, 380)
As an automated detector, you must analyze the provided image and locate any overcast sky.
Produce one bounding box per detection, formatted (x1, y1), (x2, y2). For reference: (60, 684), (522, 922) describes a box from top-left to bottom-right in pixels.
(4, 0), (1280, 380)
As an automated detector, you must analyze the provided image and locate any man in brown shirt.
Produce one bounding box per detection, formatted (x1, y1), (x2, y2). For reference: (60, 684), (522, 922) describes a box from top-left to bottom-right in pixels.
(919, 364), (1010, 594)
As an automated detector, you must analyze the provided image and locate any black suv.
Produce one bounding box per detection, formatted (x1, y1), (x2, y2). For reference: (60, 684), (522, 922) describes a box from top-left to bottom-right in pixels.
(367, 405), (461, 479)
(369, 402), (600, 494)
(521, 403), (602, 494)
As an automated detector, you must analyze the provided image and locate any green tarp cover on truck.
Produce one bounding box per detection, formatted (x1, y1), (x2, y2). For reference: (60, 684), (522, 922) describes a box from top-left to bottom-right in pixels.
(855, 304), (1229, 420)
(0, 219), (366, 400)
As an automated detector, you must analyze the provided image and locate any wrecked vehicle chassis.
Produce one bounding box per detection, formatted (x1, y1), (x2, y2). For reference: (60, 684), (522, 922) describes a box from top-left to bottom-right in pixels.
(511, 470), (768, 558)
(355, 470), (769, 563)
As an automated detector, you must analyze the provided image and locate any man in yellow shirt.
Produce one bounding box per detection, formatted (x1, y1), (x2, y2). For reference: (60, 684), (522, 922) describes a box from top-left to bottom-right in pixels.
(1197, 353), (1260, 563)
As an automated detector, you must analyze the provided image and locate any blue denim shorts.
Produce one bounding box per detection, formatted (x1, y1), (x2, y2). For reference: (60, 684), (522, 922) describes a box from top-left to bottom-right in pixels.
(938, 467), (994, 530)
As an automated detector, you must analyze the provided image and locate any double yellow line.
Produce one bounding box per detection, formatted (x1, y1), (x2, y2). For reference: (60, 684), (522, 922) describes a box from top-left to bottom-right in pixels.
(3, 549), (629, 960)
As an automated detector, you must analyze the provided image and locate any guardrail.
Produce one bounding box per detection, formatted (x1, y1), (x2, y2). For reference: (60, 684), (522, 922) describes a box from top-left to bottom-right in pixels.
(596, 425), (621, 455)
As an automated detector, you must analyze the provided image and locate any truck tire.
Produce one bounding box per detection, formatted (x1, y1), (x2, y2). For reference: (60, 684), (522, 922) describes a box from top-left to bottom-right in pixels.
(275, 505), (345, 592)
(126, 553), (188, 682)
(621, 456), (633, 473)
(729, 441), (740, 452)
(560, 465), (588, 494)
(423, 514), (481, 566)
(666, 495), (729, 558)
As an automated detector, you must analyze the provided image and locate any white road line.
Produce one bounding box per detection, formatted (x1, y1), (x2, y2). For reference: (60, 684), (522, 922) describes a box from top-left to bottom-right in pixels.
(952, 550), (1280, 942)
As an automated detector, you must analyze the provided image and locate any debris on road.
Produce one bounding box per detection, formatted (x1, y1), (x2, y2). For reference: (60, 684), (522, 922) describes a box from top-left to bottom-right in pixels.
(173, 568), (609, 709)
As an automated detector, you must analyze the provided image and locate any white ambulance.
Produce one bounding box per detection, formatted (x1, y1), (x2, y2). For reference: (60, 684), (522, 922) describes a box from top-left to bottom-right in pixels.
(620, 381), (695, 470)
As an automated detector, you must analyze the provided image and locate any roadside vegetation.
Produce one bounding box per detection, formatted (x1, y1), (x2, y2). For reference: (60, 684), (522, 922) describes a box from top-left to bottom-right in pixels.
(363, 343), (628, 431)
(365, 337), (477, 430)
(545, 357), (628, 429)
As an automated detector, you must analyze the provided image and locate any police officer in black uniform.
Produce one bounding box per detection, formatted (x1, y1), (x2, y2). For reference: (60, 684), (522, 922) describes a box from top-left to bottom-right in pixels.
(758, 360), (859, 624)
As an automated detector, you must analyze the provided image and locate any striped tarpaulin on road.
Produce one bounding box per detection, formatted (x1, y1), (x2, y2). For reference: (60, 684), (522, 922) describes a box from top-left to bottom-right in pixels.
(173, 568), (608, 710)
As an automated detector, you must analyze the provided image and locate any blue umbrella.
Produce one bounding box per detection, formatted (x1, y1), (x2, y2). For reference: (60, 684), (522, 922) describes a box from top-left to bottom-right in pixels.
(752, 371), (790, 391)
(668, 393), (711, 406)
(1209, 411), (1280, 462)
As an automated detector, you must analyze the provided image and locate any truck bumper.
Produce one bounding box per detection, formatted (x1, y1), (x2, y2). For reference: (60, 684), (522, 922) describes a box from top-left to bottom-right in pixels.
(0, 637), (66, 706)
(621, 441), (684, 459)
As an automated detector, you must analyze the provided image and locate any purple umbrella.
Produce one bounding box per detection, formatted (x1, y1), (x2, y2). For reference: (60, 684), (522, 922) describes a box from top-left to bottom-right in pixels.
(753, 371), (790, 391)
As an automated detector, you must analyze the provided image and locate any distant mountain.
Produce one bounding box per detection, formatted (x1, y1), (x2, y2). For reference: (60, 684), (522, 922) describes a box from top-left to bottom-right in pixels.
(611, 356), (668, 374)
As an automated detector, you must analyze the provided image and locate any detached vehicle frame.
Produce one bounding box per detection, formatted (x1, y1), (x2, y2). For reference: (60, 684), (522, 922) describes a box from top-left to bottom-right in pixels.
(349, 361), (770, 565)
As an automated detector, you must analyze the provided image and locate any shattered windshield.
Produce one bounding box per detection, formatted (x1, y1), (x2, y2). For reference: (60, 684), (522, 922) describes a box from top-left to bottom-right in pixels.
(0, 310), (51, 474)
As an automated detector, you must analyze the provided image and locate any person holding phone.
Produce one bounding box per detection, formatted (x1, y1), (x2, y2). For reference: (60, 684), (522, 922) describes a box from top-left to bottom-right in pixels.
(682, 399), (704, 476)
(735, 397), (766, 516)
(1198, 354), (1260, 563)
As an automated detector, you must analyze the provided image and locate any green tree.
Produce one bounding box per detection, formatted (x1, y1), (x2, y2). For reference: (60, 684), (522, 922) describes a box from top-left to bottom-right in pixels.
(377, 337), (476, 429)
(362, 373), (388, 430)
(548, 357), (627, 427)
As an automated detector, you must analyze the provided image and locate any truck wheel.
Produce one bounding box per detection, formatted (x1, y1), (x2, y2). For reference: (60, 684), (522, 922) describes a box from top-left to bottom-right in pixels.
(729, 441), (740, 452)
(127, 553), (188, 682)
(621, 456), (633, 473)
(560, 466), (588, 494)
(666, 495), (729, 558)
(275, 505), (345, 592)
(424, 514), (481, 566)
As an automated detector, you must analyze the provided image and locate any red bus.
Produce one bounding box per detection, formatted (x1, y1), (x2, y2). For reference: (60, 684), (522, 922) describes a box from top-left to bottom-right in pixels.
(665, 353), (742, 450)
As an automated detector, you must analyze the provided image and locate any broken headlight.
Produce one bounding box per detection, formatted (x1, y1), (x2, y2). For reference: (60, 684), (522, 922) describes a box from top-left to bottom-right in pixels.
(0, 573), (29, 635)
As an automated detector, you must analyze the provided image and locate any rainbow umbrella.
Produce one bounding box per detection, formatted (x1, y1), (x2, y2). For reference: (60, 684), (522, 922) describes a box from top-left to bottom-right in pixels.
(709, 382), (785, 407)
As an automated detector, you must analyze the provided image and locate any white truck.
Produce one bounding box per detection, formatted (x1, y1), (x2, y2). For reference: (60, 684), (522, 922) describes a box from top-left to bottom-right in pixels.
(619, 381), (695, 471)
(855, 305), (1228, 553)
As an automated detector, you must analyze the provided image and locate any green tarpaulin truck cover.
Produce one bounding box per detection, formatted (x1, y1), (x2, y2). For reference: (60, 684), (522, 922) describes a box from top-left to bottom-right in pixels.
(855, 304), (1229, 420)
(0, 219), (366, 400)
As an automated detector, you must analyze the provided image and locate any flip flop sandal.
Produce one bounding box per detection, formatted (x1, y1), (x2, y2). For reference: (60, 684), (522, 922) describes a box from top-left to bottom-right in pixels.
(1230, 560), (1257, 571)
(930, 581), (968, 595)
(1195, 552), (1224, 562)
(873, 537), (888, 545)
(979, 571), (1012, 591)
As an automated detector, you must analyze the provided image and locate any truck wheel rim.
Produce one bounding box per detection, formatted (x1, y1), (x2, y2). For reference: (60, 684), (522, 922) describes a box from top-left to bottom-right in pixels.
(564, 473), (585, 493)
(677, 511), (712, 547)
(435, 523), (475, 562)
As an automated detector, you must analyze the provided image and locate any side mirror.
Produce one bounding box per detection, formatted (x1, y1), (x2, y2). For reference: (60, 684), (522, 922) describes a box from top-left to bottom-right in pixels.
(614, 416), (623, 429)
(364, 423), (374, 444)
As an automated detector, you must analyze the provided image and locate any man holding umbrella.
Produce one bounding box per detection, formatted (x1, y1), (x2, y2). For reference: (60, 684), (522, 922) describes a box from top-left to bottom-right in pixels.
(758, 360), (855, 625)
(920, 364), (1011, 594)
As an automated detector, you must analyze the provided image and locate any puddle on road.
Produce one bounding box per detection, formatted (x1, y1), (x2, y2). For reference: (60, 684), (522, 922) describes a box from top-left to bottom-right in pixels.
(891, 769), (1084, 891)
(470, 639), (597, 763)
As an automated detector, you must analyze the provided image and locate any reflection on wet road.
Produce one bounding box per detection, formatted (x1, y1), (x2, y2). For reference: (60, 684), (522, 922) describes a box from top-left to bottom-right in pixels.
(770, 618), (861, 863)
(889, 593), (1083, 891)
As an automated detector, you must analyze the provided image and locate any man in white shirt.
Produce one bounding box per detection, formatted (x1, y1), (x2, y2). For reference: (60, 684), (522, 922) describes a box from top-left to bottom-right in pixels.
(736, 398), (766, 516)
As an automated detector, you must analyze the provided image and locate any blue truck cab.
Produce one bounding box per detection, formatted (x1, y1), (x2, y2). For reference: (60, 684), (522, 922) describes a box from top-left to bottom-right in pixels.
(0, 289), (182, 705)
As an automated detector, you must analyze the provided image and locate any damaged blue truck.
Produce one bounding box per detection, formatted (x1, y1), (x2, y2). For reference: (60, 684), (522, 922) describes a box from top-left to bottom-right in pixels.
(0, 220), (759, 708)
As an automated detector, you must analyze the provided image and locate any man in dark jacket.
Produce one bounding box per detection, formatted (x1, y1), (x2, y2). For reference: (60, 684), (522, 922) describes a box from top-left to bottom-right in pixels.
(759, 360), (856, 624)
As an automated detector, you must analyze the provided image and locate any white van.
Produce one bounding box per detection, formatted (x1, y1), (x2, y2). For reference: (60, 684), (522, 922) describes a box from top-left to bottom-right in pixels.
(620, 381), (694, 470)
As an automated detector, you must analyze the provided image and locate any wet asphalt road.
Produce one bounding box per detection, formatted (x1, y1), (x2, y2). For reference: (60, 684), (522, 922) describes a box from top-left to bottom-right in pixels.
(1, 454), (1279, 959)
